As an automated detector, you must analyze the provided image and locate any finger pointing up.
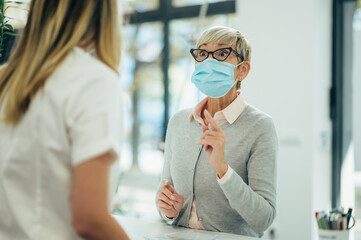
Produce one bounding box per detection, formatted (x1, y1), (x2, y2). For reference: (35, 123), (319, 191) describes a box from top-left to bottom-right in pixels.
(204, 109), (220, 132)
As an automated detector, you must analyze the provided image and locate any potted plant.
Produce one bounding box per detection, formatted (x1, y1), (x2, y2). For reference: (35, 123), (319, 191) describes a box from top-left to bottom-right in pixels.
(0, 0), (24, 63)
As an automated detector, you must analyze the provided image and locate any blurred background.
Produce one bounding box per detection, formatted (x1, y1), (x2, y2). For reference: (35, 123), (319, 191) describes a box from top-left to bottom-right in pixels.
(116, 0), (237, 221)
(2, 0), (360, 240)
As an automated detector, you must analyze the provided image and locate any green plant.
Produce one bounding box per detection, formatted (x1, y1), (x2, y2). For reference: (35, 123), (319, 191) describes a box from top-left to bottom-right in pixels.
(0, 0), (23, 58)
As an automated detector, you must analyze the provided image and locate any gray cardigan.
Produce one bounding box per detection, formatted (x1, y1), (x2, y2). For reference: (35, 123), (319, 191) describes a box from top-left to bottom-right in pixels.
(156, 105), (278, 238)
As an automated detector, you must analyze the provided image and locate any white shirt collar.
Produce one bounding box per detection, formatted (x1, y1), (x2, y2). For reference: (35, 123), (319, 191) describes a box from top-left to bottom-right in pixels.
(189, 92), (247, 126)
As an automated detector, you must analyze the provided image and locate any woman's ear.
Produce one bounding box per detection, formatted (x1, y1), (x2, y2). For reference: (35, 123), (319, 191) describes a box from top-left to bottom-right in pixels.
(237, 61), (251, 81)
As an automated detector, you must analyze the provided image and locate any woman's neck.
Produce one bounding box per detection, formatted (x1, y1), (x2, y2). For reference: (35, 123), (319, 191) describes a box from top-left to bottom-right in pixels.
(203, 87), (238, 119)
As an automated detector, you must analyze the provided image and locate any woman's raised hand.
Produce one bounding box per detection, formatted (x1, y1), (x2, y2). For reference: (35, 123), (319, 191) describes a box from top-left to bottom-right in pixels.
(156, 179), (184, 219)
(196, 109), (228, 178)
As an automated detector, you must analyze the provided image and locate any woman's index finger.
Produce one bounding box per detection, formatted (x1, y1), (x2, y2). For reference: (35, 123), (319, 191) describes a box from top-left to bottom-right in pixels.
(204, 109), (220, 131)
(201, 124), (208, 133)
(163, 179), (175, 193)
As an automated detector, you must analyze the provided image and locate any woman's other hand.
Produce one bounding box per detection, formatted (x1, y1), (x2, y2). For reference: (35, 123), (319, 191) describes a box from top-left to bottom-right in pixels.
(196, 109), (228, 178)
(156, 179), (184, 219)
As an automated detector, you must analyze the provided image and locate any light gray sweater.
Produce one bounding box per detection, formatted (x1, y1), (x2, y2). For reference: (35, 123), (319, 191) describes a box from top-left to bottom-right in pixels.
(156, 105), (278, 238)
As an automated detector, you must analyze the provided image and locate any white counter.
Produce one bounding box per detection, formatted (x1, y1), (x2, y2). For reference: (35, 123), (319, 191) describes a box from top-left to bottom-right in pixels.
(113, 214), (262, 240)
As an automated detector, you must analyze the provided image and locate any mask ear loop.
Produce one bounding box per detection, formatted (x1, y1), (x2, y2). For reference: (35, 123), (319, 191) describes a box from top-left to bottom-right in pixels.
(235, 61), (244, 81)
(223, 62), (242, 95)
(235, 61), (244, 68)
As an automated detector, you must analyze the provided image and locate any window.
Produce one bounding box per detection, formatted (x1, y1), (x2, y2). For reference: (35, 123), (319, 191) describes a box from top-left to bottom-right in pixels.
(115, 0), (236, 219)
(172, 0), (229, 7)
(123, 0), (159, 14)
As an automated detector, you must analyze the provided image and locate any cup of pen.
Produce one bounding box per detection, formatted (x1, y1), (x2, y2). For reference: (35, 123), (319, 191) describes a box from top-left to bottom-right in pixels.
(316, 208), (355, 240)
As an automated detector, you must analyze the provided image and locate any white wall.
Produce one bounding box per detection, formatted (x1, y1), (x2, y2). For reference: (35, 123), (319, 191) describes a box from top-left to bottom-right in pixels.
(236, 1), (332, 240)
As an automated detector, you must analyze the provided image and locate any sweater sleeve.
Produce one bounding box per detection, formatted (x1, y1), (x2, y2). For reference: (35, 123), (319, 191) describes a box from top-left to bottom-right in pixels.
(155, 117), (175, 222)
(218, 117), (278, 233)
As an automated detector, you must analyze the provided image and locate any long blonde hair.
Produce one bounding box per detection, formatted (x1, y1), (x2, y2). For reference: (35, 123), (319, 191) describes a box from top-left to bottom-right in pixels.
(0, 0), (121, 125)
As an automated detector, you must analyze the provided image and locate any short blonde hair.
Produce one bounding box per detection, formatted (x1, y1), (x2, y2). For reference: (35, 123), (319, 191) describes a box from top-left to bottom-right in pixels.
(196, 26), (251, 89)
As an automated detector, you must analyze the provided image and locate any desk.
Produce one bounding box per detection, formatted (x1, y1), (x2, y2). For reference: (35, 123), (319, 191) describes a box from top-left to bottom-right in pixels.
(113, 215), (261, 240)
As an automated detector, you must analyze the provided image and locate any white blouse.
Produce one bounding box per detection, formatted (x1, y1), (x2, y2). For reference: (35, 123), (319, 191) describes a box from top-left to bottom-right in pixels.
(0, 47), (122, 240)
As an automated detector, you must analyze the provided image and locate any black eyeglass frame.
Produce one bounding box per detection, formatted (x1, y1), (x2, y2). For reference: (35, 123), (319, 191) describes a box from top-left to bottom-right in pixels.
(189, 47), (244, 62)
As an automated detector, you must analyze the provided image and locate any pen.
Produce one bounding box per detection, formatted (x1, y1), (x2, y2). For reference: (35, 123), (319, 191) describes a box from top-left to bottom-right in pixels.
(318, 212), (325, 229)
(342, 216), (347, 230)
(322, 215), (330, 230)
(315, 212), (321, 229)
(346, 208), (352, 229)
(337, 216), (343, 230)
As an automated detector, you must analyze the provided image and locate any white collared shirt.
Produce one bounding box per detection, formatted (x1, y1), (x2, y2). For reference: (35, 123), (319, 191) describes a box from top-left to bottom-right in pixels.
(190, 92), (248, 126)
(0, 47), (122, 240)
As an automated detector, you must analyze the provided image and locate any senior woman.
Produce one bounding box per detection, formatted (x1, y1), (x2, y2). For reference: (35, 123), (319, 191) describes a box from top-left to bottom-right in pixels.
(155, 26), (278, 238)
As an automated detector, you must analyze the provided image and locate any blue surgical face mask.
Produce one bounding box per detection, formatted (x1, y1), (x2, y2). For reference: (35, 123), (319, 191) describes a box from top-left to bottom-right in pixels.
(191, 58), (242, 98)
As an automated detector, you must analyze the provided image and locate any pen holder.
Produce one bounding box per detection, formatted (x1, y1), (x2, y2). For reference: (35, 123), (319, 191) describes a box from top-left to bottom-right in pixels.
(318, 229), (349, 240)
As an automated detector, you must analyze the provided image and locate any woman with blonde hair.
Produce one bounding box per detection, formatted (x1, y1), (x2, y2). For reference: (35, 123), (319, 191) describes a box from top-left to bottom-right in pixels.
(0, 1), (129, 239)
(156, 26), (278, 238)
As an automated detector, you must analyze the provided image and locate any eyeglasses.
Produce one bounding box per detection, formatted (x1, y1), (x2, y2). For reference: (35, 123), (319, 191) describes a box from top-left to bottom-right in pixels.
(190, 47), (243, 62)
